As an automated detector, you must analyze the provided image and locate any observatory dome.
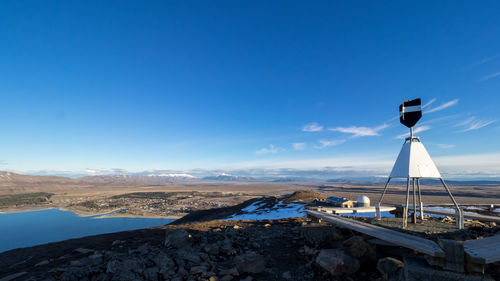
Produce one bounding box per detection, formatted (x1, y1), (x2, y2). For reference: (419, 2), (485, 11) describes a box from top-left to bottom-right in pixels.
(357, 195), (370, 207)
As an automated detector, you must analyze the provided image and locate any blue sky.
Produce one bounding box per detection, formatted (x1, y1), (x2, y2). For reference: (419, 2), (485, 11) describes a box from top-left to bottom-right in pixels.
(1, 1), (500, 178)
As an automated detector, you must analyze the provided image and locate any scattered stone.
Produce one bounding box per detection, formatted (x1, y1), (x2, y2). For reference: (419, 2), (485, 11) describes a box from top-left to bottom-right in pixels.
(264, 224), (271, 227)
(250, 242), (261, 249)
(190, 265), (208, 275)
(106, 259), (120, 274)
(111, 240), (124, 246)
(177, 247), (202, 263)
(220, 275), (233, 281)
(203, 243), (220, 255)
(74, 248), (93, 254)
(240, 276), (253, 281)
(135, 243), (150, 255)
(154, 251), (175, 269)
(0, 272), (27, 281)
(88, 253), (103, 263)
(234, 251), (266, 274)
(233, 225), (240, 229)
(303, 245), (318, 256)
(377, 257), (404, 281)
(144, 267), (159, 280)
(165, 228), (192, 248)
(217, 239), (234, 254)
(282, 271), (292, 279)
(35, 260), (50, 267)
(219, 267), (239, 276)
(315, 249), (360, 276)
(70, 260), (83, 267)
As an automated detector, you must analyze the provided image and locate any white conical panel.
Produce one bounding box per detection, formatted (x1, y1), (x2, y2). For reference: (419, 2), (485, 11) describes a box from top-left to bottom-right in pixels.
(389, 141), (441, 178)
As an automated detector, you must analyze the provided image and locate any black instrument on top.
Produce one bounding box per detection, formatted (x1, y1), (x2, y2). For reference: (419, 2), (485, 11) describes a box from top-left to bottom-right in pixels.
(399, 98), (422, 128)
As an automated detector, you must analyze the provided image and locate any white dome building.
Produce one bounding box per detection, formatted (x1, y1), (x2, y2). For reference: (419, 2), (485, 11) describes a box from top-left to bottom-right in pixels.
(357, 195), (370, 207)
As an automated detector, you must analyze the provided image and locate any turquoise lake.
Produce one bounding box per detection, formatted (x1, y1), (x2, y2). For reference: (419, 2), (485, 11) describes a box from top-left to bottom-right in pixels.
(0, 209), (174, 253)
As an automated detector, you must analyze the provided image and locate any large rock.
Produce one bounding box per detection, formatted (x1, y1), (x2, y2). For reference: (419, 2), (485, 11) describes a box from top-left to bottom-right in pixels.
(144, 267), (160, 281)
(234, 251), (266, 274)
(153, 251), (175, 269)
(165, 228), (192, 249)
(301, 227), (343, 247)
(377, 257), (404, 281)
(217, 239), (234, 254)
(203, 243), (220, 255)
(315, 249), (360, 276)
(343, 235), (376, 261)
(177, 247), (202, 264)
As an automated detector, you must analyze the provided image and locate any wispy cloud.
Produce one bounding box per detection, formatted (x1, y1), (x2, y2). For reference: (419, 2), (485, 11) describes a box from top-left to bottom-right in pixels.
(470, 54), (500, 67)
(315, 139), (345, 149)
(256, 144), (284, 155)
(302, 122), (323, 132)
(479, 72), (500, 82)
(435, 143), (456, 149)
(328, 124), (388, 138)
(422, 98), (436, 109)
(425, 99), (458, 113)
(455, 117), (496, 132)
(292, 142), (306, 151)
(394, 125), (431, 139)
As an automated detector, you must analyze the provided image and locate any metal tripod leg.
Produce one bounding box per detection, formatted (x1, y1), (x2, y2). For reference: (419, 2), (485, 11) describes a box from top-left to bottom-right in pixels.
(403, 177), (410, 228)
(439, 178), (464, 229)
(417, 178), (424, 221)
(378, 177), (391, 203)
(412, 178), (417, 224)
(376, 177), (391, 220)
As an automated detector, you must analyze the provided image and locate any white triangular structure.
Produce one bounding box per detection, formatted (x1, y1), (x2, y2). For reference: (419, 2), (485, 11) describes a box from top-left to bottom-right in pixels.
(376, 136), (463, 229)
(389, 141), (441, 178)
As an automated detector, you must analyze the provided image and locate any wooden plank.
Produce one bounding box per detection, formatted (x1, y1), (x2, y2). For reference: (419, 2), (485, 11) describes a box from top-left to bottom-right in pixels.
(424, 208), (500, 223)
(438, 239), (464, 272)
(463, 235), (500, 264)
(307, 210), (445, 257)
(315, 206), (395, 214)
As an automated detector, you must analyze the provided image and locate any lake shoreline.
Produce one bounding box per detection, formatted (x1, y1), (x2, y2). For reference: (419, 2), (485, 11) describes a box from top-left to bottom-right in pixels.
(0, 205), (182, 220)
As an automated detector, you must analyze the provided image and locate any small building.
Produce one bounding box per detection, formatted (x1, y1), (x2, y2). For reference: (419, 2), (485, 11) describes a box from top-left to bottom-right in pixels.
(326, 196), (354, 208)
(357, 195), (370, 207)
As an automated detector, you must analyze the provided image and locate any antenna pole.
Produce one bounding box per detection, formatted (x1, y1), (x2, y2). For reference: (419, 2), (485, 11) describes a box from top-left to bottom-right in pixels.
(410, 127), (413, 140)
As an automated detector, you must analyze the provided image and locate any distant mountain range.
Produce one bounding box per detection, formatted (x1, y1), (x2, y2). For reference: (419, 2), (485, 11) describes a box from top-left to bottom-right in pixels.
(1, 170), (500, 186)
(81, 173), (198, 184)
(202, 174), (260, 182)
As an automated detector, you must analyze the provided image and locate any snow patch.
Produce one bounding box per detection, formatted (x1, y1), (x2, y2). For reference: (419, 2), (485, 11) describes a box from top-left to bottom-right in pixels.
(225, 201), (306, 221)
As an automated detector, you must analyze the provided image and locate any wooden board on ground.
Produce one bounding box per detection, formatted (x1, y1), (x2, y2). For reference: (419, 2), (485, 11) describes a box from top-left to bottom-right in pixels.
(424, 209), (500, 223)
(463, 235), (500, 264)
(307, 210), (445, 257)
(314, 206), (396, 214)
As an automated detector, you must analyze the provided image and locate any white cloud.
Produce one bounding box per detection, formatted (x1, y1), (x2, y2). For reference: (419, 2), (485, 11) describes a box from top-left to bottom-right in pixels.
(479, 71), (500, 82)
(328, 124), (388, 138)
(471, 54), (500, 67)
(302, 122), (323, 132)
(435, 143), (456, 149)
(394, 125), (431, 139)
(292, 142), (306, 151)
(211, 151), (500, 179)
(455, 117), (496, 132)
(256, 144), (284, 155)
(422, 98), (436, 109)
(315, 139), (346, 149)
(425, 99), (459, 113)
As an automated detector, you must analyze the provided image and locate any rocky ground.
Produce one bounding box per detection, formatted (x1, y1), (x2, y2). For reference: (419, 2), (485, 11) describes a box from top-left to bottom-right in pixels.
(1, 190), (500, 281)
(0, 217), (384, 281)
